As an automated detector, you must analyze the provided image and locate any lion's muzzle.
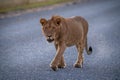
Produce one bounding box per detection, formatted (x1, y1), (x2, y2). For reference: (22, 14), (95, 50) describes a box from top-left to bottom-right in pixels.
(47, 36), (54, 43)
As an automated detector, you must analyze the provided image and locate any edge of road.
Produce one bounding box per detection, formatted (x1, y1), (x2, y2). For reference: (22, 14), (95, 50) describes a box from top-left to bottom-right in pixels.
(0, 1), (77, 19)
(0, 0), (106, 19)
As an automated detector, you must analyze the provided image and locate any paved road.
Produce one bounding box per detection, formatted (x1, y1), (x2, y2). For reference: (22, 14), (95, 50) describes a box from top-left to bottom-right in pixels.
(0, 0), (120, 80)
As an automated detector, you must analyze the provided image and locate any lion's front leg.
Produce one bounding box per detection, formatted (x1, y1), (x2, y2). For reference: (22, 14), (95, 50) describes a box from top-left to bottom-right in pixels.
(54, 43), (66, 69)
(74, 42), (84, 68)
(50, 42), (66, 71)
(58, 55), (66, 68)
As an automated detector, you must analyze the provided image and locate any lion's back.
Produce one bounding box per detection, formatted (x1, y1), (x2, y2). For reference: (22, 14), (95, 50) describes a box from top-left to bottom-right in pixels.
(62, 16), (88, 46)
(72, 16), (88, 37)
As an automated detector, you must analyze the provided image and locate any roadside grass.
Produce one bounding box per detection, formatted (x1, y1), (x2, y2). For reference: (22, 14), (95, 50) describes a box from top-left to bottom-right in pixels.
(0, 0), (73, 13)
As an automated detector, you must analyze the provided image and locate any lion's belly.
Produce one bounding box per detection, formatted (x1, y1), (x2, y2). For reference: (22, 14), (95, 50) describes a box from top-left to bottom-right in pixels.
(65, 38), (80, 47)
(66, 42), (75, 47)
(65, 28), (82, 47)
(65, 29), (82, 47)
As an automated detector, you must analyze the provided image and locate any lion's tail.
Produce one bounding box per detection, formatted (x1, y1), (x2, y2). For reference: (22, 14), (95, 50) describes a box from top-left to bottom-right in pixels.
(85, 37), (92, 55)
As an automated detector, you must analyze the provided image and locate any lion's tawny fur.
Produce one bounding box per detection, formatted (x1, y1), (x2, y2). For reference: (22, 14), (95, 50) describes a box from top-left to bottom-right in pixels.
(40, 15), (92, 71)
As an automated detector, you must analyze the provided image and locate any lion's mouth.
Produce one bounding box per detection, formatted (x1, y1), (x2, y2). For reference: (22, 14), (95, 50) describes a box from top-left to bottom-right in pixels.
(46, 36), (54, 43)
(47, 38), (54, 43)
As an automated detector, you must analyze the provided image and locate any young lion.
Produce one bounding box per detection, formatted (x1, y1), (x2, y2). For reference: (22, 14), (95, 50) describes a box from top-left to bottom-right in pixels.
(40, 15), (92, 71)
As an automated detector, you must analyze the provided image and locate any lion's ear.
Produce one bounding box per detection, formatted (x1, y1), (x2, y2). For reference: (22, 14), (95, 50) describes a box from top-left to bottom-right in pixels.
(55, 17), (61, 25)
(52, 16), (61, 26)
(40, 18), (47, 26)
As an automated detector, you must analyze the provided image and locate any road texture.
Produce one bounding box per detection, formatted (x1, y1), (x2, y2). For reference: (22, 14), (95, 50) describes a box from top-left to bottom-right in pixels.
(0, 0), (120, 80)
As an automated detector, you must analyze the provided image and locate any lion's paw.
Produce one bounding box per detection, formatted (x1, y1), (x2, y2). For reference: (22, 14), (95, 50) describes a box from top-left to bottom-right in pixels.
(58, 64), (66, 69)
(74, 63), (83, 68)
(50, 65), (58, 71)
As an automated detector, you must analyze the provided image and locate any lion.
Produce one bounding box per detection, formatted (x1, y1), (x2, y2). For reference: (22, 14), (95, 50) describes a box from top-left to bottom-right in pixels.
(40, 15), (92, 71)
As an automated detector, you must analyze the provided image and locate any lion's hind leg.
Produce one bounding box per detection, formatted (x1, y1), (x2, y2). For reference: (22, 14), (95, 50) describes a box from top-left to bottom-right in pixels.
(74, 42), (84, 68)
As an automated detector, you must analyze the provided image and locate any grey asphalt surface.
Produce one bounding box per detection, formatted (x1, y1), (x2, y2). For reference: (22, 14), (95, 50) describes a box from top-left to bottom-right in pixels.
(0, 0), (120, 80)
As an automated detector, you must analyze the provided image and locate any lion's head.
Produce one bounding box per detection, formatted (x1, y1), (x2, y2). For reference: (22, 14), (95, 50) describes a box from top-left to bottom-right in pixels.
(40, 16), (62, 43)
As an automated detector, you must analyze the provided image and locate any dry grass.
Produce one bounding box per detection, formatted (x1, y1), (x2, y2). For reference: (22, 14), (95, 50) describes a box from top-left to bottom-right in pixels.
(0, 0), (73, 13)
